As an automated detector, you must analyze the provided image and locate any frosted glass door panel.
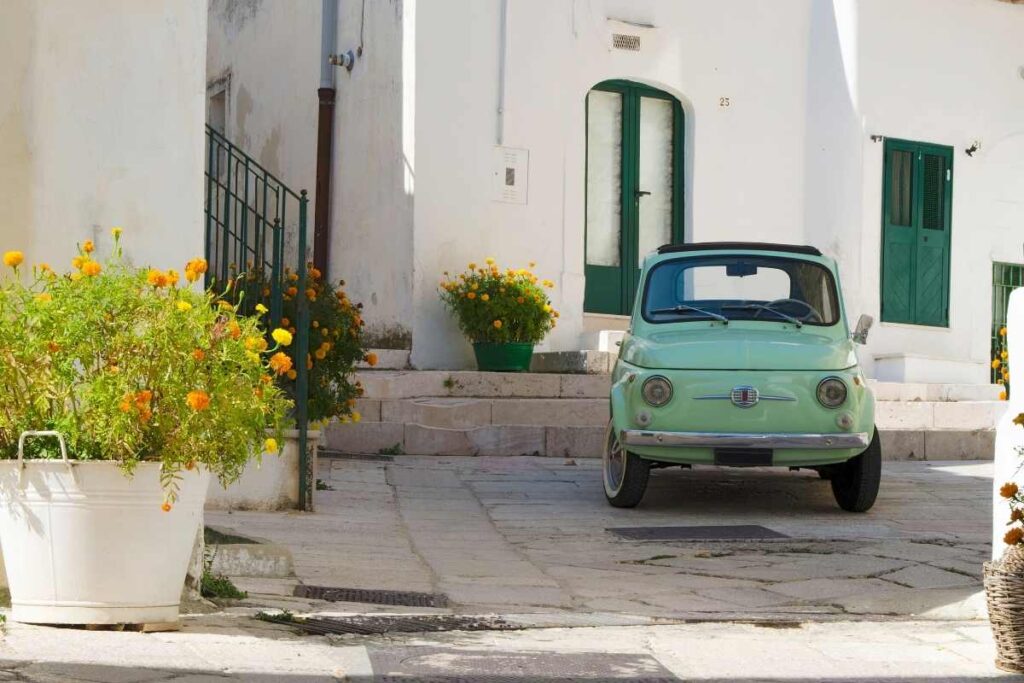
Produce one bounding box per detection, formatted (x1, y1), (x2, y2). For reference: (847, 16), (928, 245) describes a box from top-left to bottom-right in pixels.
(637, 96), (674, 265)
(586, 90), (622, 267)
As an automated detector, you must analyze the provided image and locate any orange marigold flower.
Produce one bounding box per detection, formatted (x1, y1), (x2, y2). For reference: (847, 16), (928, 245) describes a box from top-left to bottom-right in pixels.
(493, 319), (503, 329)
(81, 261), (102, 277)
(286, 286), (298, 297)
(192, 348), (205, 361)
(1001, 482), (1019, 498)
(1006, 527), (1024, 546)
(1012, 509), (1024, 523)
(147, 269), (169, 287)
(365, 352), (378, 367)
(228, 321), (241, 340)
(161, 502), (172, 513)
(269, 351), (293, 376)
(71, 256), (85, 270)
(287, 369), (298, 380)
(315, 348), (327, 360)
(47, 341), (60, 353)
(1001, 390), (1008, 401)
(1015, 413), (1024, 427)
(186, 390), (211, 411)
(82, 240), (95, 254)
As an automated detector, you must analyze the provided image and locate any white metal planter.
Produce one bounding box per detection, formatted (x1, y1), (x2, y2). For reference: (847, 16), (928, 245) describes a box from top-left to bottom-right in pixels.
(206, 429), (320, 511)
(0, 432), (209, 625)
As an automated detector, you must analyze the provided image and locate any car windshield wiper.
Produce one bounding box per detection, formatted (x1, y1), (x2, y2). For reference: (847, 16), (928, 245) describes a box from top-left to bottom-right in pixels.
(649, 304), (728, 324)
(721, 303), (803, 327)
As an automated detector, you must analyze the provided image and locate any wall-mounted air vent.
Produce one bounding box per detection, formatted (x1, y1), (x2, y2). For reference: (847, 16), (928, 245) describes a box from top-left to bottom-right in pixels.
(612, 33), (641, 52)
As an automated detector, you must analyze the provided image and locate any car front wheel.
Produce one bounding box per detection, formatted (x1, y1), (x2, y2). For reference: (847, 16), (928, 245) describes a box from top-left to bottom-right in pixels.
(831, 429), (881, 512)
(603, 423), (650, 508)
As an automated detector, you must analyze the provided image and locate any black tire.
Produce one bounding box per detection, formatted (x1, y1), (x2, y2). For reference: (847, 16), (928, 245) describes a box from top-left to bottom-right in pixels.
(831, 429), (881, 512)
(603, 423), (650, 508)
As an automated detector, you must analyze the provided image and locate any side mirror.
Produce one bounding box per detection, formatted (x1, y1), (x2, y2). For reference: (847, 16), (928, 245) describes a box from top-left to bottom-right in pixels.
(852, 314), (873, 345)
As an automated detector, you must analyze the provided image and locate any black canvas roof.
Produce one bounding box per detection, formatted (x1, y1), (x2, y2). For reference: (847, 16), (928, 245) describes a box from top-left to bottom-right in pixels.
(656, 242), (823, 257)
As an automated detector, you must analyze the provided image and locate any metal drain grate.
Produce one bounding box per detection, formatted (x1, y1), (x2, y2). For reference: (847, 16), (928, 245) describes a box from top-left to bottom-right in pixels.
(608, 525), (790, 541)
(260, 613), (514, 636)
(293, 585), (448, 608)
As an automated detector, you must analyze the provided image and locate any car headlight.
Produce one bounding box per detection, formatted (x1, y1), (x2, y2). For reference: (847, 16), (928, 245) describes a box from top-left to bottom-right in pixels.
(817, 377), (848, 409)
(642, 376), (673, 407)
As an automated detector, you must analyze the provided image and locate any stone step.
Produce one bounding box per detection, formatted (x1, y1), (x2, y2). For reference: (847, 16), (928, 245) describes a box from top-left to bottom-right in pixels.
(322, 421), (993, 461)
(867, 380), (1002, 402)
(357, 397), (609, 429)
(530, 351), (616, 374)
(355, 370), (610, 400)
(875, 400), (1005, 431)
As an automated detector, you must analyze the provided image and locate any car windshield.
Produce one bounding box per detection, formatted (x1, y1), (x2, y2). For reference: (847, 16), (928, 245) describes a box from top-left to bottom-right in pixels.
(642, 254), (840, 326)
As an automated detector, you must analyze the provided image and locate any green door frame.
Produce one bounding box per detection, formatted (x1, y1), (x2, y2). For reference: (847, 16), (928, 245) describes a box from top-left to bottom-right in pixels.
(880, 137), (953, 327)
(584, 80), (685, 315)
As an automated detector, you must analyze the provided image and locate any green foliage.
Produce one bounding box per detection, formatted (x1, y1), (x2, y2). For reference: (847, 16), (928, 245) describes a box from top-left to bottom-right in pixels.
(315, 478), (333, 491)
(378, 443), (404, 456)
(201, 571), (247, 600)
(439, 259), (558, 344)
(0, 234), (291, 502)
(219, 265), (368, 426)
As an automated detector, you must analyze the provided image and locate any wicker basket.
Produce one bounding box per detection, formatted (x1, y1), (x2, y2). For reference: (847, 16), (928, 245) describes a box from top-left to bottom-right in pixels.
(984, 548), (1024, 673)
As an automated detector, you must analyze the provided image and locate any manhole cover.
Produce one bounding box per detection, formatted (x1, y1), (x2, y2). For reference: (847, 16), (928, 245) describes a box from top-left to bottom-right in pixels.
(293, 585), (448, 608)
(608, 525), (789, 541)
(259, 613), (514, 636)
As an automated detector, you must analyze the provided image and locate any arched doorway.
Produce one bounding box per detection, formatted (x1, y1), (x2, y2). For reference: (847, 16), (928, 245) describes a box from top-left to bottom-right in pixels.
(584, 80), (684, 315)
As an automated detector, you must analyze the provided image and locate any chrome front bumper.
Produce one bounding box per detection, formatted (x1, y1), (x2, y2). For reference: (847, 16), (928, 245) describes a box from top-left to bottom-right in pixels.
(621, 430), (870, 450)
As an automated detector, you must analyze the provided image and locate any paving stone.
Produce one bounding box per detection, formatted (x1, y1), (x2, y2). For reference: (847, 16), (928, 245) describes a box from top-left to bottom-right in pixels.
(880, 564), (979, 589)
(765, 577), (897, 601)
(403, 424), (546, 456)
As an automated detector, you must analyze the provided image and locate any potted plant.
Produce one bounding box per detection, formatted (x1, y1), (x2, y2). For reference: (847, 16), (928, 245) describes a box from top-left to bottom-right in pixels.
(439, 258), (558, 372)
(207, 264), (369, 510)
(0, 232), (291, 626)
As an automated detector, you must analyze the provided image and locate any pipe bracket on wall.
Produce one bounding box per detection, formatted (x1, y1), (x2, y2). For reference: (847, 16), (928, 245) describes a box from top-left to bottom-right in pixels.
(330, 50), (356, 72)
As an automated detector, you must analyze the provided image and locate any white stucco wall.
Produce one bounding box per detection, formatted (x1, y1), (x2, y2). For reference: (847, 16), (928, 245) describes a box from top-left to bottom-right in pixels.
(207, 0), (415, 349)
(0, 0), (207, 273)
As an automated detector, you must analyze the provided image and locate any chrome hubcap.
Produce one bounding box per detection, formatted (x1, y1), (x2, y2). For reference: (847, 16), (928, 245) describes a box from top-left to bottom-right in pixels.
(605, 428), (625, 492)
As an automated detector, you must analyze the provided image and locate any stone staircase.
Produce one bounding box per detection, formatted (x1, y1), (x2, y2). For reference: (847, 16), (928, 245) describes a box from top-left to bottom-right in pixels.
(324, 369), (1004, 461)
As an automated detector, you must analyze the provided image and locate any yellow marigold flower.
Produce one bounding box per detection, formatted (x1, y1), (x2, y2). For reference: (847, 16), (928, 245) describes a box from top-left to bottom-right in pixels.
(1001, 482), (1019, 498)
(543, 304), (552, 313)
(272, 328), (293, 347)
(70, 273), (82, 282)
(315, 348), (327, 360)
(1000, 390), (1008, 401)
(264, 438), (279, 454)
(1006, 527), (1024, 546)
(485, 257), (495, 265)
(994, 359), (1002, 370)
(468, 262), (477, 270)
(111, 226), (123, 238)
(542, 279), (554, 288)
(352, 411), (362, 423)
(228, 320), (241, 340)
(312, 320), (320, 328)
(1003, 351), (1009, 360)
(246, 351), (261, 364)
(255, 303), (268, 314)
(321, 327), (329, 336)
(81, 261), (102, 277)
(186, 390), (211, 411)
(71, 256), (85, 270)
(365, 352), (378, 367)
(82, 240), (95, 254)
(289, 273), (299, 282)
(269, 351), (293, 376)
(470, 282), (479, 291)
(481, 293), (490, 302)
(36, 293), (52, 303)
(37, 262), (51, 273)
(1002, 327), (1009, 337)
(493, 319), (503, 329)
(175, 300), (192, 312)
(287, 369), (298, 380)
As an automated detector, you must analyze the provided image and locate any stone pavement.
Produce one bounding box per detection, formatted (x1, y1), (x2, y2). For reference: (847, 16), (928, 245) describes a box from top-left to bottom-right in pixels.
(210, 456), (992, 620)
(0, 457), (1012, 681)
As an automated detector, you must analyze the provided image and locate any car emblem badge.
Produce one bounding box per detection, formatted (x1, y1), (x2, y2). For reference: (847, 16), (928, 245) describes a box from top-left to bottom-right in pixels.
(730, 386), (759, 408)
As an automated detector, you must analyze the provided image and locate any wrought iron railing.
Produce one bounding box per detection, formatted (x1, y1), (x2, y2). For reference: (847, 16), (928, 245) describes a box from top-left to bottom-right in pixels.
(203, 124), (312, 510)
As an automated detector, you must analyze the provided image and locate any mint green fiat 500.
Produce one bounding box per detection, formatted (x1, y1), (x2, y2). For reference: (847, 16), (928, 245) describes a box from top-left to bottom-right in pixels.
(605, 242), (879, 512)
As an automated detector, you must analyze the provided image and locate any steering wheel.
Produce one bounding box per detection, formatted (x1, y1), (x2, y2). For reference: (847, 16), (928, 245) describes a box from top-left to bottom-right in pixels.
(754, 298), (823, 323)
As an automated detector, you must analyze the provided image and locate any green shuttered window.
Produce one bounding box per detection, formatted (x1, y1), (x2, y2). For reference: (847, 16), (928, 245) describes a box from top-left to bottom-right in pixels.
(881, 139), (953, 327)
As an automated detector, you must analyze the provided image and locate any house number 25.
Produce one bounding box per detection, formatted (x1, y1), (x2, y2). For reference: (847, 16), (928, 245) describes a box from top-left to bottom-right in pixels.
(719, 97), (731, 108)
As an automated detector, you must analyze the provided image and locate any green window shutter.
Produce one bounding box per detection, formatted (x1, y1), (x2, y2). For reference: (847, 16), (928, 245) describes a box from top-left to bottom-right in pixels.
(880, 139), (952, 327)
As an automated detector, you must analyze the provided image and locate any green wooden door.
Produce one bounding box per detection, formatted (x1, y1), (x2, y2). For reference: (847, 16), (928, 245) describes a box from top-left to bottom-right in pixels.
(881, 139), (952, 326)
(584, 81), (684, 315)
